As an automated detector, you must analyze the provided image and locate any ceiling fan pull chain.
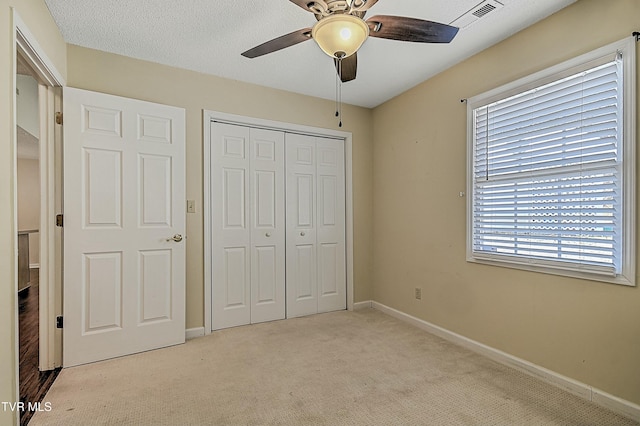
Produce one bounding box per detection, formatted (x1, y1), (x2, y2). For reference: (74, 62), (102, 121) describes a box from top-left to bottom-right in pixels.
(339, 78), (343, 128)
(336, 59), (342, 117)
(337, 58), (343, 127)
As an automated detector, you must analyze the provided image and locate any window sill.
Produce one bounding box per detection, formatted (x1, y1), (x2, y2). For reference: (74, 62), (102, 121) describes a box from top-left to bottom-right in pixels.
(466, 255), (635, 287)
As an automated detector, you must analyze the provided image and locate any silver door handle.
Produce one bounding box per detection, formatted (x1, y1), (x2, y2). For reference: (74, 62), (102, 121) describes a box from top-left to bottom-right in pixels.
(166, 234), (183, 242)
(265, 232), (272, 237)
(300, 231), (306, 236)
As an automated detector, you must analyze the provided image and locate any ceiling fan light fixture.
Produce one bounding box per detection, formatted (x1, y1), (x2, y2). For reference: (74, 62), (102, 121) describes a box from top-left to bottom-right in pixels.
(311, 14), (369, 58)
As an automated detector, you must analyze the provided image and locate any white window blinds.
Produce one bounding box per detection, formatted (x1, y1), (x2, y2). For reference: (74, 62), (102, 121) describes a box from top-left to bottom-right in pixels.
(470, 57), (624, 276)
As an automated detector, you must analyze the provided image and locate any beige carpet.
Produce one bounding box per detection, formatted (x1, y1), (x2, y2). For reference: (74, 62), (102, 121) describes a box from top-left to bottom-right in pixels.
(31, 309), (637, 425)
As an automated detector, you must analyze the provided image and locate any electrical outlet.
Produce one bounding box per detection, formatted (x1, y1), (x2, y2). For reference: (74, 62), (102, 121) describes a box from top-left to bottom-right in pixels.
(415, 288), (422, 300)
(187, 200), (196, 213)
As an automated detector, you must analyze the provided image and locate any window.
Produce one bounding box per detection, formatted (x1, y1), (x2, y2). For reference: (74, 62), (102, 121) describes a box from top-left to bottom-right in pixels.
(467, 38), (636, 285)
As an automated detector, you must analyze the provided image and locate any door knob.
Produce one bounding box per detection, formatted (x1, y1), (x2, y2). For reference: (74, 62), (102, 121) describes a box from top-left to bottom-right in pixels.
(265, 232), (272, 237)
(166, 234), (183, 242)
(300, 231), (306, 236)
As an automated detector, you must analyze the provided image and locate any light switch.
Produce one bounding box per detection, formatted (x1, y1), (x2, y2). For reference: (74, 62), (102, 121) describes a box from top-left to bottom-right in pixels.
(187, 200), (196, 213)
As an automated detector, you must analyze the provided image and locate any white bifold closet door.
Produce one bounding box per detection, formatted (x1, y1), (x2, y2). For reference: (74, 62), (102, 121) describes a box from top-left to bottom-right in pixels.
(211, 122), (285, 330)
(286, 133), (346, 318)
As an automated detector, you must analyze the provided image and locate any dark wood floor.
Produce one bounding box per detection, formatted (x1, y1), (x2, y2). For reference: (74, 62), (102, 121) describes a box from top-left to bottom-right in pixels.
(19, 269), (61, 426)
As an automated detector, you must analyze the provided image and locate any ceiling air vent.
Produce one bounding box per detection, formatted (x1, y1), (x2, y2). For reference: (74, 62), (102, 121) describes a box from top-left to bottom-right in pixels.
(473, 3), (497, 18)
(450, 1), (504, 29)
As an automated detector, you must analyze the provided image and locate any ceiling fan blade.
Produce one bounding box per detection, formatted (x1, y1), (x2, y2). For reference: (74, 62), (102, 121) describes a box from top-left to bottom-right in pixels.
(366, 15), (459, 43)
(334, 53), (358, 82)
(241, 28), (312, 58)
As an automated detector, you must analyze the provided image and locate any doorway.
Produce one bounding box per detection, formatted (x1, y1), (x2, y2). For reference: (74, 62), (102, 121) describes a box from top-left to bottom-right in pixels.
(16, 52), (60, 426)
(14, 13), (65, 425)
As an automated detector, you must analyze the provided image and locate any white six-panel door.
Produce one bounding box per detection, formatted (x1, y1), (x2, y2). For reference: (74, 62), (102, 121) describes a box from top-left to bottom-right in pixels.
(63, 87), (186, 367)
(211, 123), (285, 329)
(286, 133), (346, 318)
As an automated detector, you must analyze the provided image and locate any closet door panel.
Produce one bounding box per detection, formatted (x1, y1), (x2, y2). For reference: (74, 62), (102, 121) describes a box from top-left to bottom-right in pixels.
(286, 134), (318, 318)
(250, 129), (285, 324)
(316, 138), (346, 313)
(211, 123), (251, 330)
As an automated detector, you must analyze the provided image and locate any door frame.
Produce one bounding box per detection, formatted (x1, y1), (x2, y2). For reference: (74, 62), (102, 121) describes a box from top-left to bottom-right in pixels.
(203, 110), (355, 334)
(13, 10), (65, 374)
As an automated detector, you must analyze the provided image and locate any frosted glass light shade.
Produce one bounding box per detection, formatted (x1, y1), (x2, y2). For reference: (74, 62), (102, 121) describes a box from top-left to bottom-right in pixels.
(311, 14), (369, 58)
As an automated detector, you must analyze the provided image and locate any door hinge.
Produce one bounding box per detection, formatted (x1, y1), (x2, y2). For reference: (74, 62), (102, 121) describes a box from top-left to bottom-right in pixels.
(56, 214), (63, 227)
(56, 316), (63, 329)
(55, 112), (63, 125)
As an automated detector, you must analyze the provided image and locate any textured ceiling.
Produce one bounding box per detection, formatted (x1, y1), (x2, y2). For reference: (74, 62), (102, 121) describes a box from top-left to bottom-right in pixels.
(44, 0), (576, 108)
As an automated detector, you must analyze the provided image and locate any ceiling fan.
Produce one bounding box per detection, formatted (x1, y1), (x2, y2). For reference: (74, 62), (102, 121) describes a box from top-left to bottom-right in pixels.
(241, 0), (460, 83)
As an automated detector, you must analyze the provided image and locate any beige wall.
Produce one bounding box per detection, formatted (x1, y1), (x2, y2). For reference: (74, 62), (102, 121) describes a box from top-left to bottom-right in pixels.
(17, 158), (40, 265)
(17, 74), (40, 138)
(0, 1), (66, 424)
(66, 45), (374, 329)
(372, 0), (640, 405)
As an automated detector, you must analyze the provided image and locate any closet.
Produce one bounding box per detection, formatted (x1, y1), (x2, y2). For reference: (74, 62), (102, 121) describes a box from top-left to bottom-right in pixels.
(210, 122), (346, 330)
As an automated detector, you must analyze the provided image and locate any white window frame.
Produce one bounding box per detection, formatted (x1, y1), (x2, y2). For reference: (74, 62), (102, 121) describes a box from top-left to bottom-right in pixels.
(466, 37), (636, 286)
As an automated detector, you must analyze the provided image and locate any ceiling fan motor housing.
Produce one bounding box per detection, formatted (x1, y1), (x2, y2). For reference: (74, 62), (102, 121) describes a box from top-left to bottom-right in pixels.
(307, 0), (370, 18)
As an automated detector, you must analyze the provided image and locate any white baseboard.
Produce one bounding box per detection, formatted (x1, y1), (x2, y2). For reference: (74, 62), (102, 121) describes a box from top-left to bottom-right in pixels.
(185, 327), (205, 340)
(371, 301), (640, 423)
(592, 389), (640, 422)
(352, 300), (372, 310)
